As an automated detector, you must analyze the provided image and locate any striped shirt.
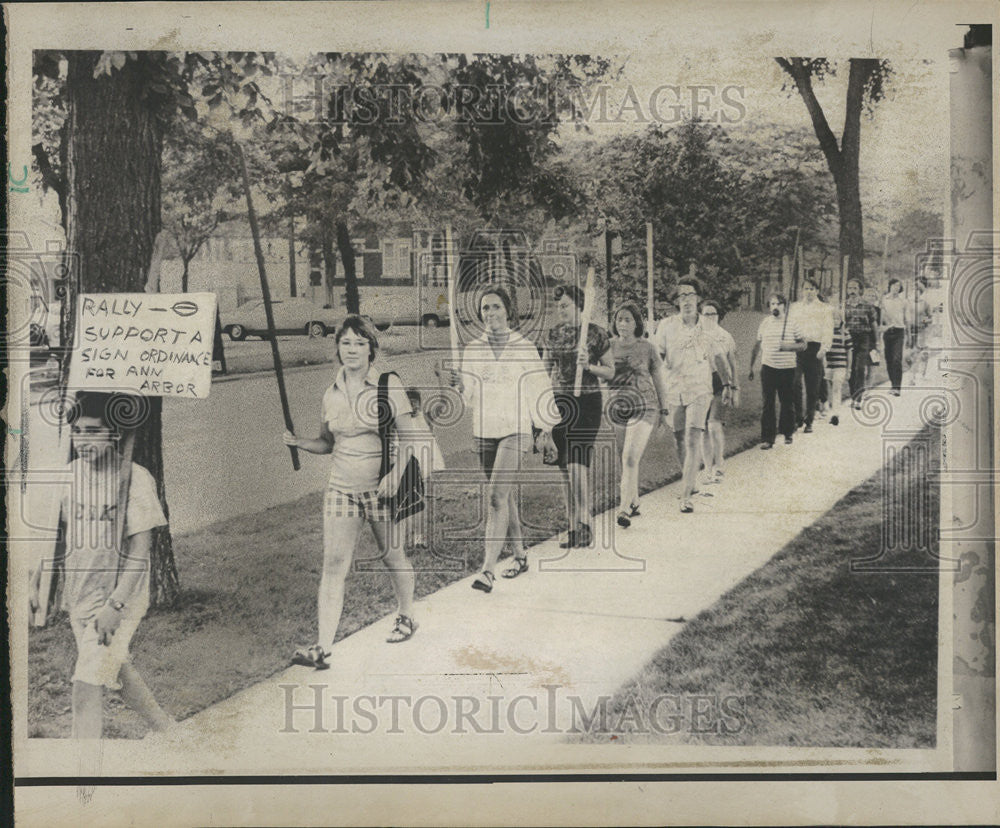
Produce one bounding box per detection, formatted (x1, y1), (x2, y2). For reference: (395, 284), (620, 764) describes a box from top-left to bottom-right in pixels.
(757, 314), (803, 369)
(826, 325), (852, 369)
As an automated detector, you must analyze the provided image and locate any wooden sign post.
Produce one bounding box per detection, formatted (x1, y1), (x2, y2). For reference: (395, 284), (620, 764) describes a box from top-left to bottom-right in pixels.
(574, 267), (595, 397)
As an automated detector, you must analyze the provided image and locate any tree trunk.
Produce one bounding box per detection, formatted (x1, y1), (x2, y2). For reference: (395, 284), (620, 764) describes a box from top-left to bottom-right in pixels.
(181, 258), (190, 293)
(288, 215), (297, 298)
(64, 51), (180, 607)
(336, 220), (360, 315)
(320, 223), (336, 309)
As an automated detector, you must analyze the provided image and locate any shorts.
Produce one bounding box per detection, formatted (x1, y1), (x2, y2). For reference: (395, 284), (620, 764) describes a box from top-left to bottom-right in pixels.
(668, 393), (712, 433)
(324, 486), (392, 524)
(606, 387), (658, 427)
(71, 611), (144, 690)
(475, 433), (530, 480)
(552, 391), (603, 469)
(711, 371), (724, 396)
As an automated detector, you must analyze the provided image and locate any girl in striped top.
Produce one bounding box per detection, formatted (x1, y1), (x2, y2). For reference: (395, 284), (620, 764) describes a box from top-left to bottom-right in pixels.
(824, 308), (852, 426)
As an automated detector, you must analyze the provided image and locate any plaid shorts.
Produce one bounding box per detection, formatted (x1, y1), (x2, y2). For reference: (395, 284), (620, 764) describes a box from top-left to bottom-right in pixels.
(324, 486), (392, 524)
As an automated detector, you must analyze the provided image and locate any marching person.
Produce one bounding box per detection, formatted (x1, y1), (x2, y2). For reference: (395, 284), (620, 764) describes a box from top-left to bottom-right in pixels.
(282, 315), (427, 669)
(544, 283), (614, 548)
(446, 286), (558, 592)
(606, 300), (669, 528)
(28, 391), (175, 738)
(748, 293), (807, 449)
(843, 278), (879, 409)
(825, 305), (852, 426)
(653, 278), (734, 514)
(908, 277), (932, 384)
(788, 277), (833, 433)
(879, 278), (909, 396)
(698, 299), (738, 484)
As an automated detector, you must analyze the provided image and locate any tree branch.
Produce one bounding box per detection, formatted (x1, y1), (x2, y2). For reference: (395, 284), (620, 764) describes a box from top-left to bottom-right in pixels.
(31, 142), (68, 228)
(775, 58), (842, 177)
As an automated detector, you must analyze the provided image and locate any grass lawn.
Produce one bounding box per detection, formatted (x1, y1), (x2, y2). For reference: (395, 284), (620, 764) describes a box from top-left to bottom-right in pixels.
(27, 311), (892, 739)
(579, 425), (941, 748)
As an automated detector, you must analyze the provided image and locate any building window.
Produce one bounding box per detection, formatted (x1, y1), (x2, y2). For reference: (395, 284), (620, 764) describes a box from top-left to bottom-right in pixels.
(352, 239), (365, 281)
(382, 239), (412, 281)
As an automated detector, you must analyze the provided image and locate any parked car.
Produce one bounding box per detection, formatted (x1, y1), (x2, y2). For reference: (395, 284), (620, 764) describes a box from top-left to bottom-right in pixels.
(222, 298), (340, 340)
(358, 288), (448, 330)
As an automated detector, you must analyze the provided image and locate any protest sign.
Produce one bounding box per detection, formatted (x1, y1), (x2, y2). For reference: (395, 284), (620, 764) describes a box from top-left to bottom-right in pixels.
(68, 292), (217, 398)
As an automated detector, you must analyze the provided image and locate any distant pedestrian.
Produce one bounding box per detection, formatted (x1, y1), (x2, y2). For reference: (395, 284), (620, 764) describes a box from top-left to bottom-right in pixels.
(698, 300), (738, 483)
(824, 307), (852, 426)
(880, 278), (909, 396)
(908, 278), (932, 383)
(543, 284), (614, 548)
(607, 301), (669, 528)
(654, 278), (734, 513)
(843, 279), (879, 408)
(788, 277), (833, 433)
(748, 294), (806, 449)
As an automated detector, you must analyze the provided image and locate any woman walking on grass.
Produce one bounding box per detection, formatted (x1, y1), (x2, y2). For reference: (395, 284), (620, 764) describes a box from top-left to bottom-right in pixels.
(606, 301), (669, 528)
(282, 315), (428, 670)
(446, 286), (559, 593)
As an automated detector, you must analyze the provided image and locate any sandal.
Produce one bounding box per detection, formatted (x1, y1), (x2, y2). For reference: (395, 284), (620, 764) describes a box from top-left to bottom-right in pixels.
(680, 499), (694, 514)
(472, 570), (495, 593)
(628, 503), (641, 518)
(386, 614), (419, 643)
(559, 530), (577, 549)
(291, 644), (330, 670)
(501, 556), (529, 579)
(616, 511), (631, 528)
(575, 523), (593, 548)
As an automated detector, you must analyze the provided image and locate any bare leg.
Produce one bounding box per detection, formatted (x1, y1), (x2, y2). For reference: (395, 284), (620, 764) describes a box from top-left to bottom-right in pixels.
(707, 419), (725, 473)
(118, 662), (174, 731)
(682, 427), (703, 500)
(318, 514), (365, 649)
(507, 487), (524, 557)
(71, 681), (103, 739)
(620, 420), (654, 509)
(370, 520), (415, 619)
(482, 438), (522, 573)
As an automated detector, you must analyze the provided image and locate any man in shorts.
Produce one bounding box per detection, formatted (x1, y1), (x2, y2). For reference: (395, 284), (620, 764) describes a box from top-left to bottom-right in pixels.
(29, 391), (174, 738)
(653, 278), (734, 513)
(698, 299), (738, 484)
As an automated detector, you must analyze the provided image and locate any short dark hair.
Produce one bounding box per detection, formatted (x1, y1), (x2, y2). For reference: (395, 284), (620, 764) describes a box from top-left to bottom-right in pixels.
(886, 278), (902, 293)
(673, 276), (704, 303)
(554, 283), (585, 311)
(768, 292), (787, 307)
(67, 391), (149, 432)
(700, 299), (724, 322)
(477, 285), (517, 329)
(846, 278), (863, 290)
(611, 301), (645, 337)
(802, 276), (820, 290)
(335, 314), (379, 363)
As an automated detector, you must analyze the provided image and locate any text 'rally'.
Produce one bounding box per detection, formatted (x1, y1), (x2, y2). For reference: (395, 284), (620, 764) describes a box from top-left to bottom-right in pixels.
(68, 293), (218, 399)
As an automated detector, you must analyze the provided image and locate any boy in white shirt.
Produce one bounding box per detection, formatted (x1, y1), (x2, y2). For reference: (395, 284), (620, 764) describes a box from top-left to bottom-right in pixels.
(29, 391), (174, 738)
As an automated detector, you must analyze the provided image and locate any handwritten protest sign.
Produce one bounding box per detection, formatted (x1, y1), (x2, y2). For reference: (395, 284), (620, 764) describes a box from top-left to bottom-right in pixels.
(68, 292), (218, 398)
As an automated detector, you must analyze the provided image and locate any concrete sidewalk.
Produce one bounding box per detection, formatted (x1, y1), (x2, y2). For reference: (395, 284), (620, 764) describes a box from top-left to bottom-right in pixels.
(92, 380), (940, 775)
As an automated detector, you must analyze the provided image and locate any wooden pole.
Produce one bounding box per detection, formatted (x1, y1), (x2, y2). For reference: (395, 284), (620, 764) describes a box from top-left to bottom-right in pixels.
(236, 142), (300, 471)
(645, 222), (654, 328)
(444, 224), (460, 366)
(574, 267), (595, 397)
(881, 230), (890, 293)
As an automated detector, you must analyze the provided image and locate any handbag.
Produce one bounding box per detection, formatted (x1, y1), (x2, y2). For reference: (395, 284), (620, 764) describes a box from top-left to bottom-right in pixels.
(377, 371), (425, 524)
(868, 349), (881, 366)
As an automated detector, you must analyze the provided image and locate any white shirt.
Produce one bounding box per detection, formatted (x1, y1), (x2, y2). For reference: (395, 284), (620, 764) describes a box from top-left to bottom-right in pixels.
(460, 330), (560, 438)
(653, 315), (719, 405)
(788, 299), (833, 351)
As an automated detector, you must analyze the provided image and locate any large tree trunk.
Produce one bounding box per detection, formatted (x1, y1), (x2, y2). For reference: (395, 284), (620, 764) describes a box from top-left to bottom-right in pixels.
(320, 222), (336, 308)
(335, 220), (360, 315)
(64, 51), (180, 607)
(775, 57), (873, 286)
(181, 258), (190, 293)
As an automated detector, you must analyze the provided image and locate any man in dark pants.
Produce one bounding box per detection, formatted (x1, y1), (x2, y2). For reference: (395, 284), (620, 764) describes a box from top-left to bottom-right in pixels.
(843, 278), (879, 409)
(789, 277), (833, 433)
(749, 294), (807, 449)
